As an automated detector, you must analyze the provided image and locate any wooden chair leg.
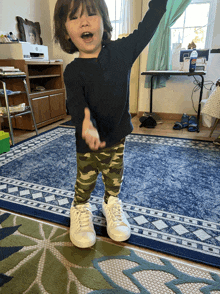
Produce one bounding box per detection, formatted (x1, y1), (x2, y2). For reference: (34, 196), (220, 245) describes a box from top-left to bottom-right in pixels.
(209, 118), (219, 137)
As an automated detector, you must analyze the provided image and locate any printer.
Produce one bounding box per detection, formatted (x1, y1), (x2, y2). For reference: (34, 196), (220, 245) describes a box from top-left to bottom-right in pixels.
(0, 42), (49, 60)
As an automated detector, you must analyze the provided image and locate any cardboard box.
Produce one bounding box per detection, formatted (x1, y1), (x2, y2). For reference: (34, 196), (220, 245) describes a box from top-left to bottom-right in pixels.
(0, 131), (10, 154)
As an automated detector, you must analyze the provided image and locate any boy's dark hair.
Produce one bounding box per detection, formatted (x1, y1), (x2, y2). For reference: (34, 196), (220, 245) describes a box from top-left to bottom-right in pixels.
(54, 0), (113, 54)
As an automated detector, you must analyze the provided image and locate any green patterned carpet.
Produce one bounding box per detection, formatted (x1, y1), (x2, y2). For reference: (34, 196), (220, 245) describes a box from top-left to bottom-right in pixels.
(1, 209), (220, 294)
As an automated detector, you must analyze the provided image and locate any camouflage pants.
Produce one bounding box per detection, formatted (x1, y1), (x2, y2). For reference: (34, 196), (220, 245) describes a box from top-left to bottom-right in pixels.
(74, 138), (125, 206)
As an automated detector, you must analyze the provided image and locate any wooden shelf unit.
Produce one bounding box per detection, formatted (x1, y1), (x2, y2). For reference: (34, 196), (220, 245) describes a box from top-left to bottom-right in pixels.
(0, 59), (66, 130)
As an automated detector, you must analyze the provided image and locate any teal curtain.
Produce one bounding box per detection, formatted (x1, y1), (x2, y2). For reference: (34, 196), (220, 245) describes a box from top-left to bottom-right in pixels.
(144, 0), (191, 89)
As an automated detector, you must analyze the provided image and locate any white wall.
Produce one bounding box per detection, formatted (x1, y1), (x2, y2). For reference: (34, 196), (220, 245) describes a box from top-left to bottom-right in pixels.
(138, 0), (220, 115)
(212, 0), (220, 49)
(0, 0), (53, 59)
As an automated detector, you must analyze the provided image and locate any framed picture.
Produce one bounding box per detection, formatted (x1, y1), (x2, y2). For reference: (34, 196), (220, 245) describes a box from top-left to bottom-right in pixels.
(16, 16), (43, 45)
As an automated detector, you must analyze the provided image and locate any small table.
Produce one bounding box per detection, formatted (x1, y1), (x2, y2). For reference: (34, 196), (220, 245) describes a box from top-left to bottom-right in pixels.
(141, 70), (206, 132)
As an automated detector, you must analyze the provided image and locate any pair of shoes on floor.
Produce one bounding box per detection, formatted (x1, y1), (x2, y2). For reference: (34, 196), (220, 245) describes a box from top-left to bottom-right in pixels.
(173, 114), (198, 132)
(213, 135), (220, 145)
(70, 196), (131, 248)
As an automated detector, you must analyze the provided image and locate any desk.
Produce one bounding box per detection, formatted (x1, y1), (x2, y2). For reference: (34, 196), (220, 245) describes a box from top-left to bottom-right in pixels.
(0, 74), (38, 145)
(141, 70), (206, 132)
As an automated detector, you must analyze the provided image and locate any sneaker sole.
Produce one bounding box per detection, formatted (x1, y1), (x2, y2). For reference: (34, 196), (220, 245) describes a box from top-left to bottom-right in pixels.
(107, 230), (131, 242)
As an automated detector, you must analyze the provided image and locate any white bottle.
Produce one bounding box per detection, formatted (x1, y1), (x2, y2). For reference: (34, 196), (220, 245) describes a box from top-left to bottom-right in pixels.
(189, 49), (198, 72)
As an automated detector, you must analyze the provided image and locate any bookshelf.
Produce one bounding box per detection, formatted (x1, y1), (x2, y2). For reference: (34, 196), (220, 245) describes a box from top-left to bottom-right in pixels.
(0, 59), (66, 130)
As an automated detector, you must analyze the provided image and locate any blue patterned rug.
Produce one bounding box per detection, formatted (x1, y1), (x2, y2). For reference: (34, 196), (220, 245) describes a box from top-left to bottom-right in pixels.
(0, 127), (220, 268)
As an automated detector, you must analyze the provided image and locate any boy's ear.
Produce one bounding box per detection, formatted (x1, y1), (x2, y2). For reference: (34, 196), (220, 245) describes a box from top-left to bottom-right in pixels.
(66, 33), (71, 42)
(68, 37), (73, 44)
(65, 30), (70, 41)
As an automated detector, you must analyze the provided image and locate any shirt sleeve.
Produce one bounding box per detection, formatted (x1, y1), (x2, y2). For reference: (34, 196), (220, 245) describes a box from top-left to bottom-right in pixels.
(116, 0), (168, 66)
(64, 65), (97, 137)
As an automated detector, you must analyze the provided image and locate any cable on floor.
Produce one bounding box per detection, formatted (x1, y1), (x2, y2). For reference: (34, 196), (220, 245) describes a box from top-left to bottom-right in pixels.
(190, 76), (214, 113)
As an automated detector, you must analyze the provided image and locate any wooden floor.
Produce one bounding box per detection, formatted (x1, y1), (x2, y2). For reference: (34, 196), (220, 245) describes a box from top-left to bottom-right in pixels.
(4, 113), (220, 145)
(2, 114), (220, 274)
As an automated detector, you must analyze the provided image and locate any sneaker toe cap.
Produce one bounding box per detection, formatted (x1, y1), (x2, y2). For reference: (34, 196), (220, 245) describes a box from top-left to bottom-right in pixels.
(70, 231), (96, 248)
(109, 225), (131, 242)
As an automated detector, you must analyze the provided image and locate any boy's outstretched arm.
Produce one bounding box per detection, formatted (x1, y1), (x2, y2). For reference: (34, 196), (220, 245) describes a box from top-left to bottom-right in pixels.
(117, 0), (168, 65)
(82, 107), (106, 151)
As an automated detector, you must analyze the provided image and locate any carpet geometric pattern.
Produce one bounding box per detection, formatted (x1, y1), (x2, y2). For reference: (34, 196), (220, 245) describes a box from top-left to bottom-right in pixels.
(1, 209), (220, 294)
(0, 127), (220, 268)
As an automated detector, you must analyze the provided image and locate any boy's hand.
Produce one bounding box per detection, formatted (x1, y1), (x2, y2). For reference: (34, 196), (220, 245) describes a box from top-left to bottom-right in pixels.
(82, 107), (106, 151)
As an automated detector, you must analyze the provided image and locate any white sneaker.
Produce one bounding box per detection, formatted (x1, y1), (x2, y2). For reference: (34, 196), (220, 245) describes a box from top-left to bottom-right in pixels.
(70, 203), (96, 248)
(102, 196), (131, 242)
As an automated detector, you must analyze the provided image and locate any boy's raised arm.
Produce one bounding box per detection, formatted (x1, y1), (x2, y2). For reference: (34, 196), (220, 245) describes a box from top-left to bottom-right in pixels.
(117, 0), (168, 65)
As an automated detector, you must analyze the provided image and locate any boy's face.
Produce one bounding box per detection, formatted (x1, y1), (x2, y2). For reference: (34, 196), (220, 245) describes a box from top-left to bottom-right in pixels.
(65, 3), (104, 58)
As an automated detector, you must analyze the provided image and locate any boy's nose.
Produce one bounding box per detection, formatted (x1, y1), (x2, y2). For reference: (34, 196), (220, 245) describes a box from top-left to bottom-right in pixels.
(80, 16), (90, 26)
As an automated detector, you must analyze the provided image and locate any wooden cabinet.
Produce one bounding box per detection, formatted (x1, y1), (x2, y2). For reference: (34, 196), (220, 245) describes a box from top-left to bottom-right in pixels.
(32, 96), (51, 124)
(49, 93), (66, 118)
(0, 59), (66, 130)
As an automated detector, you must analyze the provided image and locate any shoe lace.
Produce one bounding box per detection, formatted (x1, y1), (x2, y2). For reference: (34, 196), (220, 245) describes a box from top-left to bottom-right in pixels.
(76, 205), (92, 229)
(110, 202), (124, 226)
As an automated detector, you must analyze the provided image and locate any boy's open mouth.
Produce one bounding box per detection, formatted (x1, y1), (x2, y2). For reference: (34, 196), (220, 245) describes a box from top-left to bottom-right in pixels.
(81, 32), (94, 43)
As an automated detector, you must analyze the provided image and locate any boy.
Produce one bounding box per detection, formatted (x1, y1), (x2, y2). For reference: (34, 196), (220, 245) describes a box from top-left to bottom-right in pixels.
(54, 0), (167, 248)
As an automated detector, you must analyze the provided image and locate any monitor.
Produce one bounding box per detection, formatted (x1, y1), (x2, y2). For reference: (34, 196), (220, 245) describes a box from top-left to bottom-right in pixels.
(180, 49), (210, 62)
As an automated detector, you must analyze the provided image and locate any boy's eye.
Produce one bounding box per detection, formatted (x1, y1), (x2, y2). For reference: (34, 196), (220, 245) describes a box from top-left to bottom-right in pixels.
(68, 14), (77, 20)
(69, 12), (96, 20)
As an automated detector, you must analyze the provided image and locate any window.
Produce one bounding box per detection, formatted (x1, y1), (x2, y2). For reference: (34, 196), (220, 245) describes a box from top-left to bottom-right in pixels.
(171, 0), (217, 50)
(105, 0), (122, 40)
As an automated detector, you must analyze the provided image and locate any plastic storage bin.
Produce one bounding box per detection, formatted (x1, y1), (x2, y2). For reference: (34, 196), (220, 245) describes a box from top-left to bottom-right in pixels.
(0, 131), (10, 154)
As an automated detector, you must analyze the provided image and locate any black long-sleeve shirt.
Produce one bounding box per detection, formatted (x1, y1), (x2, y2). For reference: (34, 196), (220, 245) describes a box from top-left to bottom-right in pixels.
(64, 0), (167, 153)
